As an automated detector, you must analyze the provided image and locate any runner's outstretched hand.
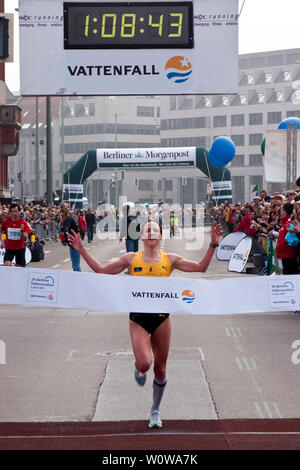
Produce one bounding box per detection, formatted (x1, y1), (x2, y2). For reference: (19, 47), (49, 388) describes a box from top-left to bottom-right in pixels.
(210, 222), (223, 245)
(66, 229), (83, 252)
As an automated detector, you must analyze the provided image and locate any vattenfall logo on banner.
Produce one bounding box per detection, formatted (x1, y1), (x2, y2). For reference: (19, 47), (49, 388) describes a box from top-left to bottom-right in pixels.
(131, 290), (196, 304)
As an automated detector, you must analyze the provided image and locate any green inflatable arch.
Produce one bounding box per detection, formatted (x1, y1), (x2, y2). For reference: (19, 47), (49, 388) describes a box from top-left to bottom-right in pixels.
(63, 147), (232, 208)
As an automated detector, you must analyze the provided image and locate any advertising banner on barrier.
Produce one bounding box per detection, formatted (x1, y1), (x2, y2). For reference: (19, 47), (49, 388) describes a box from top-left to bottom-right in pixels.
(1, 266), (300, 315)
(228, 236), (252, 273)
(216, 231), (246, 261)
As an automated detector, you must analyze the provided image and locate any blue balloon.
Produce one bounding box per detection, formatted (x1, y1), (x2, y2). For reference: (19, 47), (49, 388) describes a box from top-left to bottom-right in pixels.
(208, 136), (235, 167)
(208, 149), (225, 167)
(278, 117), (300, 129)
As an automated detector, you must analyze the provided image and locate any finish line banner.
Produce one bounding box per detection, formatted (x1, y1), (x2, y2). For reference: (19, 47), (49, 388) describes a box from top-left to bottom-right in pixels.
(1, 267), (300, 314)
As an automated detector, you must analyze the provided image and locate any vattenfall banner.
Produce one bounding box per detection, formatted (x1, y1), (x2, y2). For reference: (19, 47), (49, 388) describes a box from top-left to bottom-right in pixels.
(19, 0), (238, 95)
(97, 147), (196, 168)
(1, 266), (300, 314)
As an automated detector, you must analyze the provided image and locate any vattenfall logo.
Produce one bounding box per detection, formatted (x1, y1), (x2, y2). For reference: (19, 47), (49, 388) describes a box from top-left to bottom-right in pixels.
(165, 56), (192, 84)
(181, 290), (196, 304)
(131, 289), (196, 304)
(67, 56), (192, 84)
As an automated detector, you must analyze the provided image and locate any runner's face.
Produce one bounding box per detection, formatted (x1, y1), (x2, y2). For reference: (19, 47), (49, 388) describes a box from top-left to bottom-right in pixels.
(141, 222), (162, 245)
(11, 207), (19, 221)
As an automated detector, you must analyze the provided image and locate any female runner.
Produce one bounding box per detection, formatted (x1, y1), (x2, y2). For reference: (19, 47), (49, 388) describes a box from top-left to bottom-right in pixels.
(67, 219), (222, 428)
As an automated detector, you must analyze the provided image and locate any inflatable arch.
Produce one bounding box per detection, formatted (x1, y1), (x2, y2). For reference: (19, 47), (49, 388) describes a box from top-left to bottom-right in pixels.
(63, 146), (232, 208)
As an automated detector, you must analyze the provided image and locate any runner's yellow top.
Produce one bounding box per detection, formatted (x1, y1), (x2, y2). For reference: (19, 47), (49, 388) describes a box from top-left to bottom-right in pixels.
(130, 251), (171, 277)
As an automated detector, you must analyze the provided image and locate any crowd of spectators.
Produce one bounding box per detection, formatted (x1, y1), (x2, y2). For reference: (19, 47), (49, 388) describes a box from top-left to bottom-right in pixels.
(2, 186), (300, 273)
(208, 187), (300, 274)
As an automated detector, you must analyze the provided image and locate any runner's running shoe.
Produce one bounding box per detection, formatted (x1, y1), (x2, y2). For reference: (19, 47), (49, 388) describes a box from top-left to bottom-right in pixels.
(149, 411), (162, 428)
(134, 368), (147, 386)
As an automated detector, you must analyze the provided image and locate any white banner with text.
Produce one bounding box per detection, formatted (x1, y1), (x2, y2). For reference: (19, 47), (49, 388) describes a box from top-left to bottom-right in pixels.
(0, 267), (300, 314)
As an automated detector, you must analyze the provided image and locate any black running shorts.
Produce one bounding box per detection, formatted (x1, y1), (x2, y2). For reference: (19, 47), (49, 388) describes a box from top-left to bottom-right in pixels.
(129, 312), (170, 335)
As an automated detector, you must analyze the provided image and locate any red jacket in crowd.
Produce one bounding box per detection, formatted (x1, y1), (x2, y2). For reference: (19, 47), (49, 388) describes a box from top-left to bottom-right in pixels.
(276, 215), (299, 259)
(233, 213), (257, 237)
(78, 215), (87, 232)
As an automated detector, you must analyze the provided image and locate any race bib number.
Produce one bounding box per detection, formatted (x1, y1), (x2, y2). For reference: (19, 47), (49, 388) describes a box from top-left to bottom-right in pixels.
(7, 228), (21, 240)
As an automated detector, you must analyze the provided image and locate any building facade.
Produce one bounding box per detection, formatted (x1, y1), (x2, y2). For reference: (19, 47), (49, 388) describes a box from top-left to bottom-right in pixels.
(159, 48), (300, 203)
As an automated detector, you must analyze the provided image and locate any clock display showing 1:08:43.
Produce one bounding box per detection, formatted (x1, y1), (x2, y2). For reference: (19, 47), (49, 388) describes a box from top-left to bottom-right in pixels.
(64, 2), (194, 49)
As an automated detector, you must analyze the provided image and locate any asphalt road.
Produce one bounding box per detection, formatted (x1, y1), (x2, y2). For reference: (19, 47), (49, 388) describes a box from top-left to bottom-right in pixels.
(0, 228), (300, 424)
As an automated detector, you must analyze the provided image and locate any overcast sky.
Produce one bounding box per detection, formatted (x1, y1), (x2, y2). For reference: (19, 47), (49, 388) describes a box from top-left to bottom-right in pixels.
(4, 0), (300, 92)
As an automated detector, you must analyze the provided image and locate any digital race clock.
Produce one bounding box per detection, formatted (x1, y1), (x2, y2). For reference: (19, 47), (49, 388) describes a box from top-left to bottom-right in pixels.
(64, 2), (194, 49)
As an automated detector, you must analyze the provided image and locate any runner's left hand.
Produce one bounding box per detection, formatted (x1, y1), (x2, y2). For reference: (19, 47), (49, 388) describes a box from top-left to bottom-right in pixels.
(66, 230), (83, 252)
(210, 222), (223, 245)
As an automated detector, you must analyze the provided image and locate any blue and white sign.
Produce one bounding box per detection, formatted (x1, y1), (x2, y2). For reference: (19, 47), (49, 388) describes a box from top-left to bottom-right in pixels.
(26, 271), (58, 304)
(228, 236), (252, 273)
(268, 278), (299, 310)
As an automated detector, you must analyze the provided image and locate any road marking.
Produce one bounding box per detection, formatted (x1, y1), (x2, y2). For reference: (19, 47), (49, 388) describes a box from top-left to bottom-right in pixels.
(66, 349), (77, 362)
(225, 327), (242, 338)
(225, 327), (243, 352)
(2, 430), (300, 440)
(235, 357), (257, 371)
(51, 264), (60, 269)
(249, 372), (262, 394)
(254, 401), (283, 418)
(62, 258), (70, 263)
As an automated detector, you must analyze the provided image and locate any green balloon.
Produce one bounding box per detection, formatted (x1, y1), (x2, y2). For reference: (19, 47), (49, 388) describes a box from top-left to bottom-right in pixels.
(261, 137), (265, 156)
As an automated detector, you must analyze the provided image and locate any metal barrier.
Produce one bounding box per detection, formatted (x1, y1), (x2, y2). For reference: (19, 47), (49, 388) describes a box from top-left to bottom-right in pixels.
(32, 223), (59, 244)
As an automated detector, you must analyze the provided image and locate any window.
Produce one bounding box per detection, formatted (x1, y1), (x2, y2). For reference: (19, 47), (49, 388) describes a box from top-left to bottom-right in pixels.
(178, 96), (193, 110)
(275, 71), (291, 83)
(256, 73), (272, 84)
(267, 55), (283, 66)
(250, 175), (263, 189)
(89, 103), (95, 116)
(239, 58), (248, 69)
(267, 91), (284, 103)
(231, 94), (247, 106)
(158, 180), (173, 191)
(232, 176), (245, 203)
(287, 53), (300, 64)
(249, 113), (263, 125)
(75, 104), (88, 117)
(64, 105), (74, 118)
(249, 154), (263, 166)
(231, 114), (244, 126)
(267, 111), (282, 124)
(287, 110), (300, 118)
(213, 115), (227, 127)
(161, 137), (207, 147)
(161, 117), (207, 130)
(195, 96), (212, 108)
(170, 96), (176, 111)
(249, 134), (263, 146)
(231, 154), (245, 167)
(138, 179), (153, 191)
(231, 134), (245, 146)
(213, 96), (229, 107)
(137, 106), (155, 117)
(250, 57), (265, 68)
